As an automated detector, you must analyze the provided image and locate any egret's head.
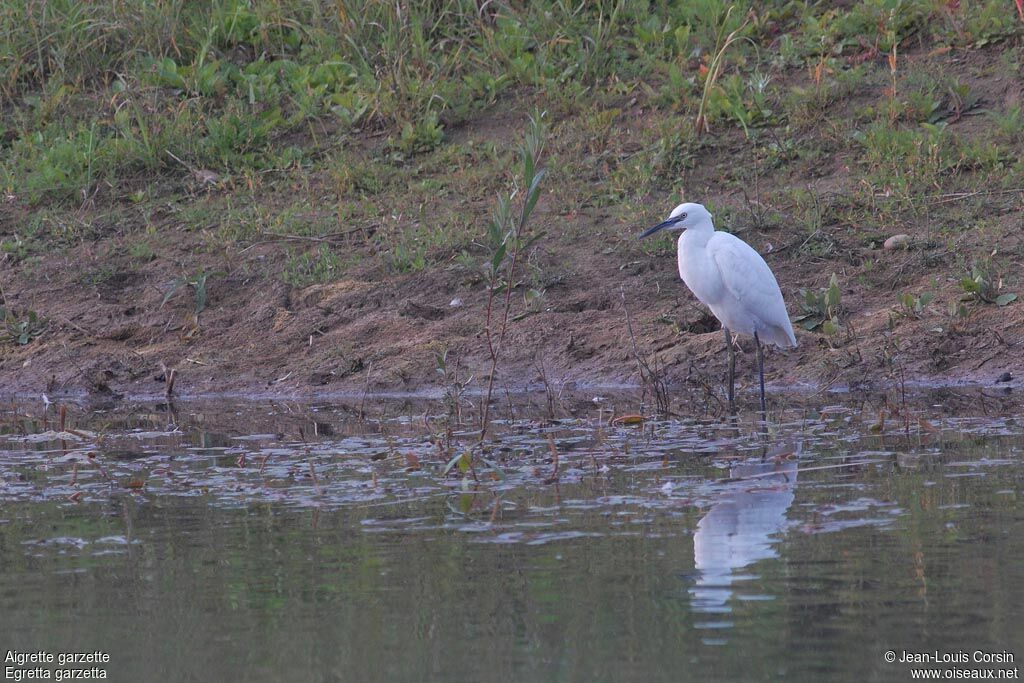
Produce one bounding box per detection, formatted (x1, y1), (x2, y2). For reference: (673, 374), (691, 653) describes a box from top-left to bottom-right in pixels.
(640, 202), (711, 238)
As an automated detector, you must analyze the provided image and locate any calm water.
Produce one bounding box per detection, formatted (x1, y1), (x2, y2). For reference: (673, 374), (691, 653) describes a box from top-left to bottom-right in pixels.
(0, 392), (1022, 682)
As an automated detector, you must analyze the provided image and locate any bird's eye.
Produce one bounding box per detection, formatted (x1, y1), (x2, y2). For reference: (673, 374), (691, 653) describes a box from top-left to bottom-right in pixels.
(680, 213), (687, 220)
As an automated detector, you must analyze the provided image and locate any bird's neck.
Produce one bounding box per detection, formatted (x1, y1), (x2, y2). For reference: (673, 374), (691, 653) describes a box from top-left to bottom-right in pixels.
(678, 220), (715, 250)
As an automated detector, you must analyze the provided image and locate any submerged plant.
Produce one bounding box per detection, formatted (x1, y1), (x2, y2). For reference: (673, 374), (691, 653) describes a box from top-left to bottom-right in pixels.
(435, 347), (472, 425)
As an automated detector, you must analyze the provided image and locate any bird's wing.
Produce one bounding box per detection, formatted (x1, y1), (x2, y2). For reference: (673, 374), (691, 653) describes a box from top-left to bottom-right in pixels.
(707, 232), (796, 346)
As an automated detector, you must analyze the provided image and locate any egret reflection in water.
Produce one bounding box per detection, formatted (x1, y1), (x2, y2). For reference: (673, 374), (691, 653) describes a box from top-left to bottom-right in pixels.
(690, 458), (799, 614)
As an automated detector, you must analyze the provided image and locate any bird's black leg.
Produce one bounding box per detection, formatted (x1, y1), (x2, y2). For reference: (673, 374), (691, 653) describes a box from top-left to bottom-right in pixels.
(724, 327), (736, 411)
(754, 331), (766, 418)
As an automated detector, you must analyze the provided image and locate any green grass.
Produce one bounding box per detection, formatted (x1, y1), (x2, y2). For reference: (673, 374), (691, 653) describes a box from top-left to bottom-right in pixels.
(282, 245), (346, 286)
(3, 0), (1024, 295)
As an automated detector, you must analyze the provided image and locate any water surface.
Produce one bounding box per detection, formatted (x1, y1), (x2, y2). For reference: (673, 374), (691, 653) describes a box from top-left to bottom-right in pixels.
(1, 392), (1021, 681)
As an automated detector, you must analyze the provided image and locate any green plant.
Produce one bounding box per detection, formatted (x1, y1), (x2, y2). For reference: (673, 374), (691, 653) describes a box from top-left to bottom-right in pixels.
(989, 105), (1024, 141)
(958, 264), (1017, 306)
(479, 110), (548, 439)
(694, 6), (750, 136)
(901, 89), (944, 124)
(944, 79), (982, 121)
(794, 272), (842, 333)
(655, 60), (697, 112)
(962, 0), (1024, 46)
(388, 241), (428, 273)
(1, 235), (38, 263)
(129, 240), (155, 262)
(162, 270), (222, 317)
(282, 246), (344, 287)
(0, 307), (47, 345)
(638, 116), (697, 186)
(896, 291), (934, 319)
(330, 90), (371, 128)
(463, 72), (511, 104)
(390, 111), (445, 156)
(633, 11), (691, 61)
(834, 0), (934, 51)
(852, 120), (958, 196)
(708, 71), (776, 138)
(435, 347), (471, 425)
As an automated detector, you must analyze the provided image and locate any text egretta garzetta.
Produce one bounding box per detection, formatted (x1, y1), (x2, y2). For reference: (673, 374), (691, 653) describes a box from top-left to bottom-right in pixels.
(641, 202), (796, 413)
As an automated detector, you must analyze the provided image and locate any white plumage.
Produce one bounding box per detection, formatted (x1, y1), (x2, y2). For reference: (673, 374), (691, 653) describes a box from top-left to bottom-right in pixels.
(641, 202), (796, 412)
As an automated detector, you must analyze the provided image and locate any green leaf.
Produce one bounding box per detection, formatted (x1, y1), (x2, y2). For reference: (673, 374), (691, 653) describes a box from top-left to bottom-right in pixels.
(825, 273), (841, 310)
(487, 219), (502, 247)
(193, 278), (208, 315)
(520, 168), (547, 226)
(442, 451), (464, 475)
(510, 310), (537, 322)
(674, 25), (691, 53)
(443, 451), (474, 476)
(826, 286), (840, 312)
(491, 241), (507, 272)
(161, 278), (187, 307)
(996, 293), (1017, 307)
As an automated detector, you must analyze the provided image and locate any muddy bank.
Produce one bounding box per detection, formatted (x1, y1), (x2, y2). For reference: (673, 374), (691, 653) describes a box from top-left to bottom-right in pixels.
(2, 216), (1021, 403)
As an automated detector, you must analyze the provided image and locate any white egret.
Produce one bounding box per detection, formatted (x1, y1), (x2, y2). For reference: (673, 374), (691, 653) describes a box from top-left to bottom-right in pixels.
(641, 202), (796, 413)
